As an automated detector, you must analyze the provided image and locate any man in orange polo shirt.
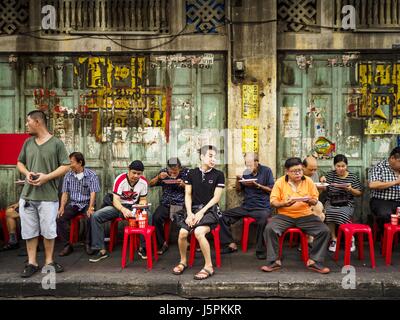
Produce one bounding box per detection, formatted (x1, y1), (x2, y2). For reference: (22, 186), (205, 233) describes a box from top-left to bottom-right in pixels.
(261, 157), (331, 274)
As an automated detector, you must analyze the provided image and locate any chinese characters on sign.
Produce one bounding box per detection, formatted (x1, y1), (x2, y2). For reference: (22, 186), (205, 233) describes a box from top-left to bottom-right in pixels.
(242, 84), (259, 119)
(242, 126), (259, 153)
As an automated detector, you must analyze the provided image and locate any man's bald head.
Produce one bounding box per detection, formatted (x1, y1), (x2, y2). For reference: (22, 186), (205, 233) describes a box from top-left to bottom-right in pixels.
(302, 156), (318, 178)
(243, 152), (259, 174)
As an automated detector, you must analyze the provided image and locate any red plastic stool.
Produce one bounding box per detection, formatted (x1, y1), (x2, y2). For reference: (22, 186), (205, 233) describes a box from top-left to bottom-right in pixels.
(110, 216), (161, 252)
(109, 217), (124, 252)
(289, 232), (299, 248)
(334, 223), (375, 268)
(0, 209), (9, 243)
(164, 218), (171, 245)
(381, 223), (400, 265)
(121, 225), (158, 270)
(69, 213), (85, 244)
(278, 228), (309, 265)
(241, 216), (256, 252)
(189, 224), (221, 268)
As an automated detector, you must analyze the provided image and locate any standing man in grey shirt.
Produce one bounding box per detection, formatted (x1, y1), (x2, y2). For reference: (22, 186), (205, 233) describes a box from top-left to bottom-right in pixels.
(17, 110), (70, 278)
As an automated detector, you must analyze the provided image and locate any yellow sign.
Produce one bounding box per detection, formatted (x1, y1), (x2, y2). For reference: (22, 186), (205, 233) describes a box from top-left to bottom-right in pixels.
(242, 84), (259, 119)
(365, 119), (400, 135)
(92, 88), (168, 141)
(358, 63), (400, 117)
(242, 125), (259, 153)
(78, 56), (145, 97)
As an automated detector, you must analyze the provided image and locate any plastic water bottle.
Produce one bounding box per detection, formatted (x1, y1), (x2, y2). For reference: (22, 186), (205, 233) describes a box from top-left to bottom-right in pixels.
(142, 209), (148, 222)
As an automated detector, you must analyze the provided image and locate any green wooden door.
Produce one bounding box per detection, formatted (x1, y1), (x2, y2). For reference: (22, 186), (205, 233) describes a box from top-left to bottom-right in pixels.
(0, 53), (227, 209)
(277, 53), (386, 222)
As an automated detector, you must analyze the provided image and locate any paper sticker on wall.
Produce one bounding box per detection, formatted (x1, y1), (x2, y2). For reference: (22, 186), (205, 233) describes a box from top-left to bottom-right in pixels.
(374, 105), (389, 120)
(313, 137), (335, 159)
(281, 107), (300, 138)
(345, 136), (360, 158)
(242, 126), (259, 153)
(242, 84), (259, 119)
(315, 120), (326, 137)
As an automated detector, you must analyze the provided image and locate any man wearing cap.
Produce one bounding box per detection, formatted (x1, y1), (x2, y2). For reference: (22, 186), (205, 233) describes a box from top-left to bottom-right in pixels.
(89, 160), (148, 262)
(149, 157), (189, 255)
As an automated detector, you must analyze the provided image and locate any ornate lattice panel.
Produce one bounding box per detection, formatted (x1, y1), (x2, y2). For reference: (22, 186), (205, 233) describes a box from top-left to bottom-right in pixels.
(186, 0), (225, 33)
(42, 0), (169, 34)
(334, 0), (400, 29)
(278, 0), (318, 32)
(0, 0), (29, 34)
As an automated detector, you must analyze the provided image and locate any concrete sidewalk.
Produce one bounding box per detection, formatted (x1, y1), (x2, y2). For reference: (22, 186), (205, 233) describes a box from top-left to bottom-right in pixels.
(0, 240), (399, 299)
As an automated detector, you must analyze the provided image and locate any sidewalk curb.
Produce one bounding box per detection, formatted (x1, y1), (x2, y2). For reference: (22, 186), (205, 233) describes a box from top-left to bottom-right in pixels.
(0, 279), (399, 299)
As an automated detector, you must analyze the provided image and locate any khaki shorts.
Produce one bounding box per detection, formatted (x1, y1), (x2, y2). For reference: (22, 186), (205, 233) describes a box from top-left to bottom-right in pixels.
(19, 198), (59, 240)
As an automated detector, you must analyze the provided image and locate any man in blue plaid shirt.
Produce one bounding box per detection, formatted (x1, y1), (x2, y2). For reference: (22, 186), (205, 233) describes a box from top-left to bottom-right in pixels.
(57, 152), (100, 257)
(369, 147), (400, 239)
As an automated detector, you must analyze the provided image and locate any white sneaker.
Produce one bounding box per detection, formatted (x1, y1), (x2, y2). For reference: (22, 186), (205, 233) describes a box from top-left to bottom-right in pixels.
(328, 240), (337, 252)
(351, 237), (356, 252)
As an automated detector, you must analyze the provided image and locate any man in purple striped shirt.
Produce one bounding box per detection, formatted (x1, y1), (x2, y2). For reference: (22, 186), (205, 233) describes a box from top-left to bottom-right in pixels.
(57, 152), (100, 257)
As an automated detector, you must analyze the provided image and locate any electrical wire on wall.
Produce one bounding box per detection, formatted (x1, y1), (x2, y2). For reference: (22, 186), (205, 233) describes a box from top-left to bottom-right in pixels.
(0, 17), (350, 52)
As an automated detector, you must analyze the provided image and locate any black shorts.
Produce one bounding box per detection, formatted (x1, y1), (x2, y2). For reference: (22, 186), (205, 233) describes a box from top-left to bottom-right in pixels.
(175, 205), (220, 232)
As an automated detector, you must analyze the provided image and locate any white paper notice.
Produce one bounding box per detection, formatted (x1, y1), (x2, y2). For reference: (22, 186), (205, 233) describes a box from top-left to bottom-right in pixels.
(281, 107), (300, 138)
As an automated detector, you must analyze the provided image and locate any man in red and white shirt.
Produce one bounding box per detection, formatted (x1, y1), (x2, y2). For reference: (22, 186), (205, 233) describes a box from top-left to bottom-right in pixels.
(89, 160), (148, 263)
(113, 170), (148, 207)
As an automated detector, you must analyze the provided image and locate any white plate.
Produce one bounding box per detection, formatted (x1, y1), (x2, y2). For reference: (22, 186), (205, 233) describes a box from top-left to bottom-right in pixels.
(239, 178), (258, 183)
(331, 183), (350, 188)
(290, 197), (310, 202)
(314, 182), (329, 187)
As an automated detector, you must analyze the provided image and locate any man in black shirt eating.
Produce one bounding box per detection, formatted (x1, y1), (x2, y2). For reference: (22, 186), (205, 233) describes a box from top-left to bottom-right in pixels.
(172, 145), (225, 280)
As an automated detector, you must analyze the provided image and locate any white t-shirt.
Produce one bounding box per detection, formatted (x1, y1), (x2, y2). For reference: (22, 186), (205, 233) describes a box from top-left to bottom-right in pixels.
(112, 173), (148, 206)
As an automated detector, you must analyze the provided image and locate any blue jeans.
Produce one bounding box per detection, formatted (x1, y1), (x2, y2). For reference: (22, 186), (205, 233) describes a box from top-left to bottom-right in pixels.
(91, 205), (152, 251)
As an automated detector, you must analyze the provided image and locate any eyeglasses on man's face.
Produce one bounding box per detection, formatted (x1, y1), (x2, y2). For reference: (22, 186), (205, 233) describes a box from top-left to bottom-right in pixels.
(288, 169), (303, 174)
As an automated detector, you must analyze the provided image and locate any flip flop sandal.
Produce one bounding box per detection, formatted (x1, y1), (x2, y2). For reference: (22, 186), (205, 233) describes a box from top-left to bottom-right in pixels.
(260, 262), (282, 272)
(172, 263), (187, 275)
(194, 268), (214, 280)
(307, 262), (330, 274)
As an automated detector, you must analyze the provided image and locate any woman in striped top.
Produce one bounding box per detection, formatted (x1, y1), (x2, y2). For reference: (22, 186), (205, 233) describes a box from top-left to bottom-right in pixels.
(323, 154), (362, 253)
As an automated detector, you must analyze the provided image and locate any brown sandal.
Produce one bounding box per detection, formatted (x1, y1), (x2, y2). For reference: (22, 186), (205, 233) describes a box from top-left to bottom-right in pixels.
(172, 263), (187, 275)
